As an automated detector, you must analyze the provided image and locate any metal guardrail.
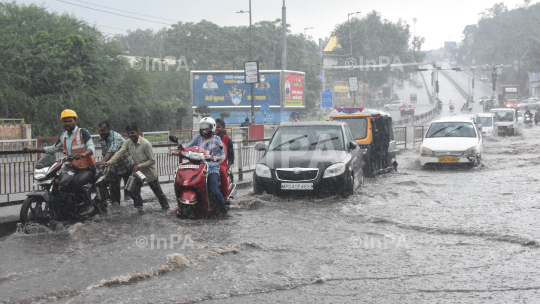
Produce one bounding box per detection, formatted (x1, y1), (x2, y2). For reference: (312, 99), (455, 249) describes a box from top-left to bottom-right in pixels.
(0, 137), (272, 204)
(414, 125), (427, 146)
(394, 127), (407, 149)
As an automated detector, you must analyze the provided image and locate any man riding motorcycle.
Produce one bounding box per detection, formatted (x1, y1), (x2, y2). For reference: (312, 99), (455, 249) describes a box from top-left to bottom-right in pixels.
(176, 117), (231, 217)
(23, 109), (96, 214)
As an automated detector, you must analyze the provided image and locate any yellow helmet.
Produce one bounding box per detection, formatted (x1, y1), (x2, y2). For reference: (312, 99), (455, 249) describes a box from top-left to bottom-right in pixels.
(60, 109), (78, 120)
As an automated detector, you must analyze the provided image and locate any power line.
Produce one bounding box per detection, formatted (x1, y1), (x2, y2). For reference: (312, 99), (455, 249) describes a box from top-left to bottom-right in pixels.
(57, 0), (173, 26)
(70, 0), (178, 22)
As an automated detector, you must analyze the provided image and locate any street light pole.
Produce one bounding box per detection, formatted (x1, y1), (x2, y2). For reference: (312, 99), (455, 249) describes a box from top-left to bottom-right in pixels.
(237, 2), (255, 124)
(304, 27), (313, 59)
(249, 0), (254, 124)
(348, 13), (354, 56)
(413, 18), (417, 51)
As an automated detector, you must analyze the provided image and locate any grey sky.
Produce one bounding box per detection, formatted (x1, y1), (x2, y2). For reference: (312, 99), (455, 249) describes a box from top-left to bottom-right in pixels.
(19, 0), (528, 50)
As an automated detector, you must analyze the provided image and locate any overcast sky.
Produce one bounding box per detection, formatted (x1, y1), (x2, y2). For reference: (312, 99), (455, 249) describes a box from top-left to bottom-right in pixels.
(17, 0), (529, 50)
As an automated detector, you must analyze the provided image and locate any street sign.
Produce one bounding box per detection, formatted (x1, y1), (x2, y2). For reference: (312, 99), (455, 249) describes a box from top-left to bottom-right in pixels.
(348, 76), (359, 92)
(321, 88), (333, 108)
(260, 103), (270, 111)
(244, 61), (259, 84)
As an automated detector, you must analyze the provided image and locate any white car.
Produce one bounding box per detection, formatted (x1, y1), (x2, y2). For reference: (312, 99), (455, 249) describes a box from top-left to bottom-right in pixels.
(528, 98), (540, 110)
(384, 100), (404, 110)
(477, 113), (496, 137)
(490, 108), (518, 136)
(420, 117), (483, 167)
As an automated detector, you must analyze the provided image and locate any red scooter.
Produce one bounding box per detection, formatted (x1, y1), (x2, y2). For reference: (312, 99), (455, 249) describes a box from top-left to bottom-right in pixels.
(168, 135), (236, 218)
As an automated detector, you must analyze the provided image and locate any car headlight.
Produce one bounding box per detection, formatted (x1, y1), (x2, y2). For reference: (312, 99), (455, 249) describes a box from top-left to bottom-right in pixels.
(255, 164), (271, 178)
(421, 147), (433, 156)
(464, 147), (477, 156)
(323, 163), (346, 178)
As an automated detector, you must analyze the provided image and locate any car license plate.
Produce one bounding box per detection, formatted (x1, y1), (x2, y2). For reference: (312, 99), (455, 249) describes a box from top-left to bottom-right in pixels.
(438, 158), (459, 163)
(281, 183), (313, 190)
(498, 130), (505, 133)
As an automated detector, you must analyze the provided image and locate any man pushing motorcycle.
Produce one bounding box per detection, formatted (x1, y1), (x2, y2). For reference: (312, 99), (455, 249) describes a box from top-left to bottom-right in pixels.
(23, 109), (96, 215)
(173, 117), (232, 217)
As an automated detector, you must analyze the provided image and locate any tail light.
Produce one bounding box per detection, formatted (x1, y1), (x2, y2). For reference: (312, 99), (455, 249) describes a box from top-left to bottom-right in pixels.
(412, 107), (414, 109)
(400, 107), (403, 110)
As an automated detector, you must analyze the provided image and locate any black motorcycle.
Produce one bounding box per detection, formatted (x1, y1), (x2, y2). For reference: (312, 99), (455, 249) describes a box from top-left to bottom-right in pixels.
(20, 154), (109, 227)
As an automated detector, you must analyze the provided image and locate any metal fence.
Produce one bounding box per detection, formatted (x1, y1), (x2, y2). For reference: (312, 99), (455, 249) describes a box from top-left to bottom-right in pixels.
(414, 125), (428, 146)
(394, 127), (407, 149)
(0, 126), (276, 204)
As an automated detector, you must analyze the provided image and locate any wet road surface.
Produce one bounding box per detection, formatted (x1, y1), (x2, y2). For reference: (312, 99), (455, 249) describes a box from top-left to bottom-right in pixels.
(2, 123), (540, 303)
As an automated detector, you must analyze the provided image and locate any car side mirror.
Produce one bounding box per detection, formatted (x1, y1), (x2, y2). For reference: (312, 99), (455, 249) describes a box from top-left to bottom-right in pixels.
(169, 135), (179, 143)
(254, 142), (267, 151)
(347, 141), (357, 150)
(478, 124), (482, 130)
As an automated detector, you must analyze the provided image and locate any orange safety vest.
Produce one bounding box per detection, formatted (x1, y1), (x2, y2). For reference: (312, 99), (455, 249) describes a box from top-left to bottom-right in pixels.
(63, 127), (95, 169)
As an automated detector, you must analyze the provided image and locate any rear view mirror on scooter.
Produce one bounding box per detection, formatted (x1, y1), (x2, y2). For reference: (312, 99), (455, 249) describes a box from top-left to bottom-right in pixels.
(169, 135), (179, 143)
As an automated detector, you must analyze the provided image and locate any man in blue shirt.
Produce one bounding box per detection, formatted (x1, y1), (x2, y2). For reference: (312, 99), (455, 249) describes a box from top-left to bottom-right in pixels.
(96, 120), (134, 205)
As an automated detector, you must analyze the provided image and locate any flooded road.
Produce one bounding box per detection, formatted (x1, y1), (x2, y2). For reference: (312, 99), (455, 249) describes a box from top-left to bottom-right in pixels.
(2, 127), (540, 303)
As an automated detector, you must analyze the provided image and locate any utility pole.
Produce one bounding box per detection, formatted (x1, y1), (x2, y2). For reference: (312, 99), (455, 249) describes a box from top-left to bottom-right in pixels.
(413, 18), (417, 51)
(348, 13), (354, 56)
(282, 0), (287, 70)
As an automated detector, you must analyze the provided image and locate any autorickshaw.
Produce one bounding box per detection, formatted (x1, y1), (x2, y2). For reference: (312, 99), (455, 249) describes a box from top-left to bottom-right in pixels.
(329, 108), (398, 177)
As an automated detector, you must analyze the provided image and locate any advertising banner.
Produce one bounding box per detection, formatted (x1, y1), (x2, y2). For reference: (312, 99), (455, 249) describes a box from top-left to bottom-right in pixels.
(211, 109), (294, 124)
(193, 72), (279, 107)
(283, 73), (304, 107)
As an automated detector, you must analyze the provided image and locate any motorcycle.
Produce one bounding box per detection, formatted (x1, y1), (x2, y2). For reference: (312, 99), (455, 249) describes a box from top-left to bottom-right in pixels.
(524, 113), (533, 126)
(168, 135), (236, 218)
(20, 154), (109, 227)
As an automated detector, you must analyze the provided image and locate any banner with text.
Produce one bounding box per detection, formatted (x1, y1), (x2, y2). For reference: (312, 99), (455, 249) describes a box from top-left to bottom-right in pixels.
(193, 72), (279, 107)
(283, 73), (304, 107)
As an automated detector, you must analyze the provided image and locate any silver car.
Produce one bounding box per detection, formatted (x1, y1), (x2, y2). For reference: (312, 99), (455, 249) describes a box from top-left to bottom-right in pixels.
(384, 100), (404, 110)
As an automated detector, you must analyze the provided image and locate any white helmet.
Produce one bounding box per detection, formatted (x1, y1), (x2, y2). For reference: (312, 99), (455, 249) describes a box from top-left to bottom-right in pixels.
(199, 117), (216, 132)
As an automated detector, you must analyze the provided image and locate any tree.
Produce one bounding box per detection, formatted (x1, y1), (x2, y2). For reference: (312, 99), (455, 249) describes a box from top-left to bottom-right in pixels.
(195, 104), (210, 117)
(0, 2), (152, 137)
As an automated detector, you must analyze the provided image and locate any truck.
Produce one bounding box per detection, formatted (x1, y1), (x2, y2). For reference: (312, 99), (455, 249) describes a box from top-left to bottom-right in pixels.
(498, 85), (519, 107)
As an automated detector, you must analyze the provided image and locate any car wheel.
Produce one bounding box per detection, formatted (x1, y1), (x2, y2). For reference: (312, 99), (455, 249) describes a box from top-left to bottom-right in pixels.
(253, 180), (263, 195)
(384, 107), (389, 111)
(340, 174), (354, 198)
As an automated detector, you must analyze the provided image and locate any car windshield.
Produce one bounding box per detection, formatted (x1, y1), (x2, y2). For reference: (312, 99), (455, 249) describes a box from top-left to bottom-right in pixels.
(426, 122), (477, 138)
(479, 117), (493, 127)
(268, 126), (344, 151)
(331, 117), (368, 140)
(491, 110), (515, 122)
(520, 100), (528, 104)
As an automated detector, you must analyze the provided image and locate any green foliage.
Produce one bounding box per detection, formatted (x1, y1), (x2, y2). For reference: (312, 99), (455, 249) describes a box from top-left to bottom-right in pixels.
(117, 19), (323, 115)
(455, 2), (540, 91)
(0, 2), (190, 137)
(333, 11), (425, 87)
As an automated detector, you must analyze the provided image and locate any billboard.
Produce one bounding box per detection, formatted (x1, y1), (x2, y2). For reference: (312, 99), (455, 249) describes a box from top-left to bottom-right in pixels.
(444, 41), (457, 50)
(193, 72), (280, 107)
(283, 73), (304, 107)
(211, 109), (294, 124)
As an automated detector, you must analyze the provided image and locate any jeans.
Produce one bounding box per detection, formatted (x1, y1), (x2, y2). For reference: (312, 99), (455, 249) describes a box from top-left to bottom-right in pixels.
(208, 173), (227, 213)
(110, 171), (131, 204)
(131, 178), (170, 209)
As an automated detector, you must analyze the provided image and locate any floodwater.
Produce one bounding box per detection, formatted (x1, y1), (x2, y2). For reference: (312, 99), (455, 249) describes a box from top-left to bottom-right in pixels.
(2, 124), (540, 303)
